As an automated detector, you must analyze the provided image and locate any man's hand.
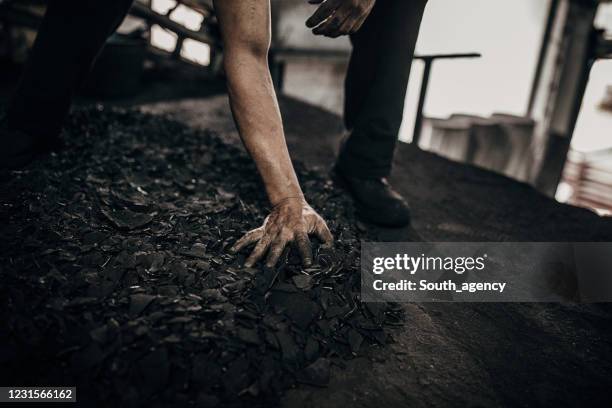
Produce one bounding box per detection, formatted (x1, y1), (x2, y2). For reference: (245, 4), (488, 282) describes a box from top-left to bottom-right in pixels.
(306, 0), (376, 38)
(231, 197), (333, 268)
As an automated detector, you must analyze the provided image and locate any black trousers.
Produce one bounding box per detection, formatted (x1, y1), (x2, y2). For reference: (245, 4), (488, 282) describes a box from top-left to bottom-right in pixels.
(7, 0), (426, 178)
(6, 0), (134, 139)
(340, 0), (427, 178)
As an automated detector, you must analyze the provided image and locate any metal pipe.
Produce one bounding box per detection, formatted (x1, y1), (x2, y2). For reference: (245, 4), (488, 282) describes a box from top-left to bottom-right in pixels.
(411, 53), (481, 145)
(412, 59), (432, 146)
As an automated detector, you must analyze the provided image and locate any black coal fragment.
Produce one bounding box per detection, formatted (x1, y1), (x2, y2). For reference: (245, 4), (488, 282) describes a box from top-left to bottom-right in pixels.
(269, 291), (320, 330)
(223, 358), (251, 395)
(275, 331), (299, 362)
(304, 337), (320, 361)
(292, 274), (313, 290)
(192, 355), (222, 386)
(101, 207), (153, 231)
(196, 393), (220, 408)
(89, 325), (109, 343)
(70, 343), (105, 373)
(296, 358), (330, 387)
(180, 243), (207, 259)
(348, 329), (364, 353)
(129, 294), (156, 316)
(137, 347), (170, 392)
(236, 328), (261, 345)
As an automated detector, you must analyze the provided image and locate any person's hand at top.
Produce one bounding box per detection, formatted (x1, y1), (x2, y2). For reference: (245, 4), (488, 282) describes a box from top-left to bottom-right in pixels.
(306, 0), (376, 38)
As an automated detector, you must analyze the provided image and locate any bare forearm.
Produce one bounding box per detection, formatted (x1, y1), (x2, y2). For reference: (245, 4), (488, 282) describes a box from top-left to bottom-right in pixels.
(213, 0), (333, 268)
(214, 0), (302, 205)
(223, 53), (302, 205)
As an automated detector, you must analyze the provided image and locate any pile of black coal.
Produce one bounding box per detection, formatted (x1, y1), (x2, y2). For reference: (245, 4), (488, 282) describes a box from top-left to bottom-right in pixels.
(0, 106), (402, 407)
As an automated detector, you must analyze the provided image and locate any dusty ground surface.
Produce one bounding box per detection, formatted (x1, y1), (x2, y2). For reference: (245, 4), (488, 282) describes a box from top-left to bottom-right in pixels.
(1, 93), (612, 408)
(144, 95), (612, 408)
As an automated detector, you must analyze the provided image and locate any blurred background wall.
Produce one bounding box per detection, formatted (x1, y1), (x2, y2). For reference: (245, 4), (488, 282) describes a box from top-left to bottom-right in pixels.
(1, 0), (611, 212)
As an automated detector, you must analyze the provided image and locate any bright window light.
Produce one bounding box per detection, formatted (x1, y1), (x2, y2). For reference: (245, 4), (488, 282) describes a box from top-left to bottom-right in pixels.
(180, 39), (211, 66)
(170, 4), (204, 31)
(151, 0), (177, 15)
(151, 24), (177, 53)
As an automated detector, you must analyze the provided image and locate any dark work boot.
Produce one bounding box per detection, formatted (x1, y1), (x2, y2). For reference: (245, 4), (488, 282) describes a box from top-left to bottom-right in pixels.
(0, 123), (60, 169)
(331, 165), (411, 227)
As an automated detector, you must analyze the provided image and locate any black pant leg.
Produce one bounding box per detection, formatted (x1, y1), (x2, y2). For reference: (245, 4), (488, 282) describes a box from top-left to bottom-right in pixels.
(6, 0), (134, 140)
(339, 0), (427, 178)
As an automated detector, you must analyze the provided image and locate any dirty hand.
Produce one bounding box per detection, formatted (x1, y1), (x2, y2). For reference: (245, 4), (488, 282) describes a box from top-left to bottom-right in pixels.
(231, 197), (333, 268)
(306, 0), (375, 37)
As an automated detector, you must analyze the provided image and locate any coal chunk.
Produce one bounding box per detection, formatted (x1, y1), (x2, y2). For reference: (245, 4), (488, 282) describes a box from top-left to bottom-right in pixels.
(296, 358), (331, 387)
(101, 207), (153, 231)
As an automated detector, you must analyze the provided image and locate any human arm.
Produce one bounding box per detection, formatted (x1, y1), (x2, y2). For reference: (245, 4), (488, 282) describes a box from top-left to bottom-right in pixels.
(213, 0), (333, 267)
